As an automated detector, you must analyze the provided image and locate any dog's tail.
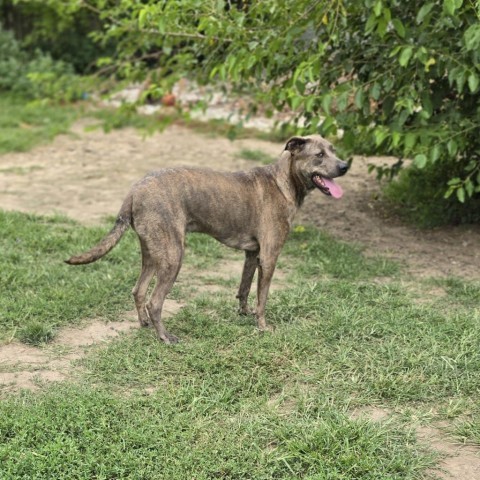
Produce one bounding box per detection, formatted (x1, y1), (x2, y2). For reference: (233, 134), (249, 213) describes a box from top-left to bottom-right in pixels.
(65, 193), (133, 265)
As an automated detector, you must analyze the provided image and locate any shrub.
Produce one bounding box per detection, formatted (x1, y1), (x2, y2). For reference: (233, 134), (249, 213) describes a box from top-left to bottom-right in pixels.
(0, 23), (88, 101)
(384, 161), (480, 227)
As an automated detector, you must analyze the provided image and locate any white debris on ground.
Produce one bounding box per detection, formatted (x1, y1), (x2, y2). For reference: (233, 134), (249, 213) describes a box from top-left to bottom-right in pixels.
(104, 78), (304, 132)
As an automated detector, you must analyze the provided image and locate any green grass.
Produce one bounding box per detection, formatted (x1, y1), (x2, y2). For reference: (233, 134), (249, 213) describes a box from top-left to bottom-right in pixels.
(284, 226), (399, 279)
(0, 384), (435, 479)
(0, 95), (80, 154)
(237, 148), (275, 164)
(1, 209), (480, 478)
(90, 104), (174, 134)
(0, 210), (140, 344)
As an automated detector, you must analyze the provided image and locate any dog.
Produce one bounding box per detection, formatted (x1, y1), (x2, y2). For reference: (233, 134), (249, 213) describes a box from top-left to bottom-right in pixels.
(66, 135), (349, 343)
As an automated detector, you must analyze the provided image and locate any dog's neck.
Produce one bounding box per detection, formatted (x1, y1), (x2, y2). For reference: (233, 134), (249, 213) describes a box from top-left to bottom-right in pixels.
(273, 151), (309, 208)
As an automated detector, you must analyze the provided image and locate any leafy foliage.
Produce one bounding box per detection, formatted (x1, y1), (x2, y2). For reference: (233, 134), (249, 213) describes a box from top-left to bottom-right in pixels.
(70, 0), (480, 214)
(0, 23), (89, 101)
(1, 0), (107, 73)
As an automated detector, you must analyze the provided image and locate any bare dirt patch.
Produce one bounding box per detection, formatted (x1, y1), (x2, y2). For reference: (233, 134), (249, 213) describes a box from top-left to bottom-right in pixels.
(350, 407), (480, 480)
(419, 425), (480, 480)
(0, 121), (478, 279)
(0, 300), (182, 395)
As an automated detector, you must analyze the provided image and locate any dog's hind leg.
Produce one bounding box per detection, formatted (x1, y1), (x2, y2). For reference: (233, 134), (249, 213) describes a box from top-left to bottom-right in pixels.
(236, 250), (258, 315)
(132, 240), (156, 327)
(145, 234), (184, 344)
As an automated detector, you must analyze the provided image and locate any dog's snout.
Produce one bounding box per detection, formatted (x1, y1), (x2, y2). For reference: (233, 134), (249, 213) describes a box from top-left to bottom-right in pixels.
(338, 161), (349, 176)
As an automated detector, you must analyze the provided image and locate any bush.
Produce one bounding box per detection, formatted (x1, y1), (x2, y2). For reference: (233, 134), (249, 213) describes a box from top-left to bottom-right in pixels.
(0, 26), (28, 91)
(0, 0), (108, 73)
(384, 161), (480, 227)
(0, 24), (88, 101)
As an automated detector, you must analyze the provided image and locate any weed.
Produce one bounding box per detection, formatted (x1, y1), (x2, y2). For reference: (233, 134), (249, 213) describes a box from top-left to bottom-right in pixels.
(18, 321), (56, 346)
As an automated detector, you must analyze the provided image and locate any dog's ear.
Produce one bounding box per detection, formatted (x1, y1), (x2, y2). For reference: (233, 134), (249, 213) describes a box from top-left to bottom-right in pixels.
(285, 137), (307, 154)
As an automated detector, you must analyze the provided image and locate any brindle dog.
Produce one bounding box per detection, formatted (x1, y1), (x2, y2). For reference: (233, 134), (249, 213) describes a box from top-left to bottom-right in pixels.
(66, 135), (349, 343)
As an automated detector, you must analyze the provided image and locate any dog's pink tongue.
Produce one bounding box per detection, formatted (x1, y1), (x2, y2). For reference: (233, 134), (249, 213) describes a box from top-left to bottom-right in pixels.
(324, 178), (343, 199)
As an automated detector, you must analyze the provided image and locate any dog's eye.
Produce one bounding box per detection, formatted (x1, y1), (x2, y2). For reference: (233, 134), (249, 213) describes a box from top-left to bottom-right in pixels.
(317, 152), (324, 158)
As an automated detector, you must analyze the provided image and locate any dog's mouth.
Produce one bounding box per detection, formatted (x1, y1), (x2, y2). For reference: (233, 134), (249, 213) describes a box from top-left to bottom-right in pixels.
(311, 174), (343, 199)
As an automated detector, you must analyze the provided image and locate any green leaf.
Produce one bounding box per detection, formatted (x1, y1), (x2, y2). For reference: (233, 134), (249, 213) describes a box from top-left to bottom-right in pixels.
(365, 13), (378, 34)
(371, 82), (381, 101)
(377, 18), (388, 37)
(389, 46), (401, 58)
(421, 92), (433, 118)
(465, 179), (474, 197)
(320, 116), (336, 135)
(447, 139), (458, 156)
(414, 153), (427, 168)
(337, 91), (349, 112)
(416, 3), (434, 23)
(444, 187), (455, 199)
(399, 47), (413, 67)
(305, 96), (315, 113)
(374, 0), (383, 16)
(404, 133), (417, 151)
(456, 186), (465, 203)
(430, 144), (441, 162)
(391, 131), (401, 147)
(354, 88), (364, 109)
(321, 94), (332, 115)
(444, 0), (456, 15)
(374, 127), (389, 146)
(463, 25), (480, 51)
(392, 19), (405, 38)
(138, 8), (148, 28)
(290, 95), (302, 110)
(468, 72), (479, 93)
(447, 177), (461, 186)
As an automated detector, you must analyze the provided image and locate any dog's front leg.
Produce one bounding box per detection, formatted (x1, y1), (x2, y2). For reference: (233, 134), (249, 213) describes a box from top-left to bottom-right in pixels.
(255, 247), (283, 332)
(237, 250), (259, 316)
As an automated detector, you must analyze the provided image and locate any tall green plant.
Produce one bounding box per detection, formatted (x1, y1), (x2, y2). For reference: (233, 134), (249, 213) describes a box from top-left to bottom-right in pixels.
(46, 1), (480, 209)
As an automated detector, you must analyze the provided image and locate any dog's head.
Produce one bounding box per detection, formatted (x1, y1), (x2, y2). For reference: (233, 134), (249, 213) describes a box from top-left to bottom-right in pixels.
(285, 135), (349, 198)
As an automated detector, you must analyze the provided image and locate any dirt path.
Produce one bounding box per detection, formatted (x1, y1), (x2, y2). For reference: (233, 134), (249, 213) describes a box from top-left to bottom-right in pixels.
(1, 120), (478, 279)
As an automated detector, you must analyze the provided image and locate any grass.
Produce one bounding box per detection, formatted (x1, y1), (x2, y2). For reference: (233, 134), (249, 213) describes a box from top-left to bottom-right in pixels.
(236, 148), (275, 164)
(0, 211), (479, 477)
(0, 94), (80, 154)
(0, 384), (435, 479)
(0, 210), (140, 344)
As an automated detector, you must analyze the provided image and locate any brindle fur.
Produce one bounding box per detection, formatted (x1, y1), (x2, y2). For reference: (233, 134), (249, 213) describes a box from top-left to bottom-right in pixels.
(66, 135), (349, 343)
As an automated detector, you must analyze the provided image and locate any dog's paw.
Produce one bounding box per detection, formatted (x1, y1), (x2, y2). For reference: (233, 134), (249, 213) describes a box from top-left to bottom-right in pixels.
(238, 306), (256, 316)
(257, 324), (275, 333)
(161, 332), (180, 345)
